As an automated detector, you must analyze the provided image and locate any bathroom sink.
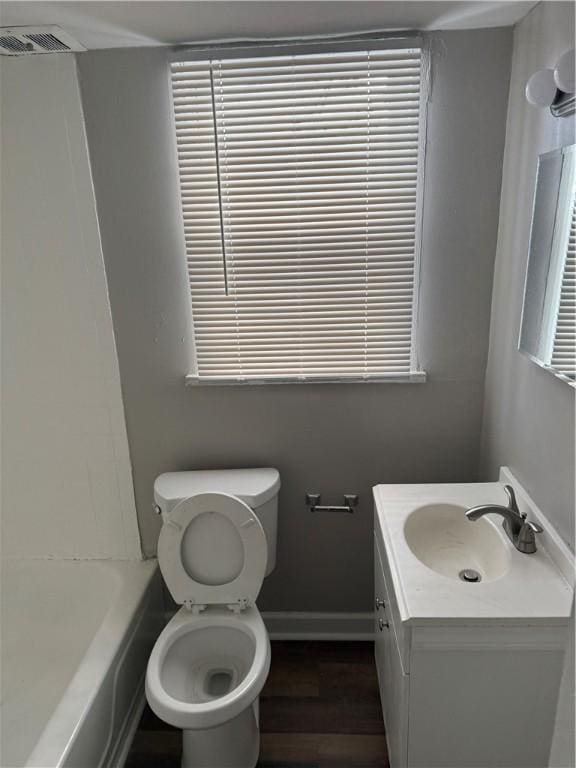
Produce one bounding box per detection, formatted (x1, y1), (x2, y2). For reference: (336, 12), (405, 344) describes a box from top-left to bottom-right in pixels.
(373, 474), (574, 768)
(372, 474), (573, 624)
(403, 503), (511, 582)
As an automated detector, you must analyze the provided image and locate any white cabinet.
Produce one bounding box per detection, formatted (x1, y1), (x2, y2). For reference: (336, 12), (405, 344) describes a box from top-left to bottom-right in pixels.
(374, 532), (568, 768)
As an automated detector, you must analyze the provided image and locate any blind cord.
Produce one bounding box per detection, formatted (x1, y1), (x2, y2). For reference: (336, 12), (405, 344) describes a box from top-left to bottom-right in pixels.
(208, 64), (229, 296)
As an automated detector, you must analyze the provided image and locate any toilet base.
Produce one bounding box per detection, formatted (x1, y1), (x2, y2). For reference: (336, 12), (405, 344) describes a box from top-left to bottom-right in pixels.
(181, 700), (260, 768)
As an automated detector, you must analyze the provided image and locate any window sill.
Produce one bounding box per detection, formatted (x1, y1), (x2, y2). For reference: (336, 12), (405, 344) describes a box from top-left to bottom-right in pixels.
(184, 372), (427, 386)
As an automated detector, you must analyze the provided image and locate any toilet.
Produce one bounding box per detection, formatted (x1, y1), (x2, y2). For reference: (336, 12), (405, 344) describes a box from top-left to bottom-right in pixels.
(145, 468), (280, 768)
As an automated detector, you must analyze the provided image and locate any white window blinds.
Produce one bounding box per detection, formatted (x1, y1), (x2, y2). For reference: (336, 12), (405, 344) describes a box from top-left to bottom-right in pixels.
(171, 43), (425, 382)
(551, 198), (576, 380)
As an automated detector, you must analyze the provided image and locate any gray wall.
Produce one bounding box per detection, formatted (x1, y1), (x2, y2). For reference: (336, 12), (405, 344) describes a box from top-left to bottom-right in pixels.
(77, 28), (511, 612)
(481, 2), (575, 550)
(479, 7), (574, 765)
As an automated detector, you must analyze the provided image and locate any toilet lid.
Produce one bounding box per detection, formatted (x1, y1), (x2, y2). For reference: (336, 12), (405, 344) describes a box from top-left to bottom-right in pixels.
(157, 492), (267, 609)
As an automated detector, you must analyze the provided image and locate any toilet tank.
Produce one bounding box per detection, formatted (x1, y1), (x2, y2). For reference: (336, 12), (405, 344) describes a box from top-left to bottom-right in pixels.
(154, 468), (280, 575)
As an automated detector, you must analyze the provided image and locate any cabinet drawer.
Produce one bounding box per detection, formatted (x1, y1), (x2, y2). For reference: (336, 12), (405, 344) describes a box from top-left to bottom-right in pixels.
(375, 531), (410, 673)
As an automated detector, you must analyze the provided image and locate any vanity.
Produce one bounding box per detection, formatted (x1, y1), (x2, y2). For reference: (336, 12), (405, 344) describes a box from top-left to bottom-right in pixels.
(373, 468), (573, 768)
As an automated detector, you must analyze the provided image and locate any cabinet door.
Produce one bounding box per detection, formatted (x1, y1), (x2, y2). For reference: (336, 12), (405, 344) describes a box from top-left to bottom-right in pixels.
(374, 540), (409, 768)
(374, 540), (390, 717)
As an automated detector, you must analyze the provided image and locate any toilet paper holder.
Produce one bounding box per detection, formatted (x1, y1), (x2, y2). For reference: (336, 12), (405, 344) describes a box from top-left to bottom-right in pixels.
(306, 493), (358, 514)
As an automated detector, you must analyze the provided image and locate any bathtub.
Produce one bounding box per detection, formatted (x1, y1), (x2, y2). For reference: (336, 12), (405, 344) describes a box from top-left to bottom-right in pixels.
(1, 559), (163, 768)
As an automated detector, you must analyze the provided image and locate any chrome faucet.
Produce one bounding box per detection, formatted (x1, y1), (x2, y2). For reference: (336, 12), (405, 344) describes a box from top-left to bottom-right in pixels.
(465, 485), (543, 554)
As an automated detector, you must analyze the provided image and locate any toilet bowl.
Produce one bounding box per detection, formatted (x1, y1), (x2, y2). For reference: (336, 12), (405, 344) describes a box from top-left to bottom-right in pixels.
(147, 606), (270, 729)
(146, 606), (271, 767)
(146, 470), (280, 768)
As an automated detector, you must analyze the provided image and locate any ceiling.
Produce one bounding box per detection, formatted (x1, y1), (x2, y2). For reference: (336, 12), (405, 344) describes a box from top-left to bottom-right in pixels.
(0, 1), (538, 50)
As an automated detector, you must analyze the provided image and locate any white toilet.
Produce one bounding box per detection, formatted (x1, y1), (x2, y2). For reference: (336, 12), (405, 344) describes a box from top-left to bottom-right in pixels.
(146, 468), (280, 768)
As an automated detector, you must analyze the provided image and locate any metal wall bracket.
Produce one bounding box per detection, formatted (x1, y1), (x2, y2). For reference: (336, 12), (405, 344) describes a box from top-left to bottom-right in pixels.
(551, 90), (576, 118)
(306, 493), (359, 514)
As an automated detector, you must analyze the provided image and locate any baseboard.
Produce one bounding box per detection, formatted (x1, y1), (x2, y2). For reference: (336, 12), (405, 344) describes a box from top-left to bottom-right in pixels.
(161, 609), (374, 641)
(262, 611), (374, 640)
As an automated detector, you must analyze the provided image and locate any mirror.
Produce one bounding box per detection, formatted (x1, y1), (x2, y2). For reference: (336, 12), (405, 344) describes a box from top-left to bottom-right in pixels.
(520, 145), (575, 384)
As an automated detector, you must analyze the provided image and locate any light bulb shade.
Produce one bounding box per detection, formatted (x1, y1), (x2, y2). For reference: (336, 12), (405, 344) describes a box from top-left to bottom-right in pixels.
(554, 49), (575, 93)
(526, 69), (557, 107)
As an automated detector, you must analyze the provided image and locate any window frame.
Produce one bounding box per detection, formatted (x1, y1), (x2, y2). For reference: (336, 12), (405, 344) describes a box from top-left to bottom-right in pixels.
(169, 34), (429, 385)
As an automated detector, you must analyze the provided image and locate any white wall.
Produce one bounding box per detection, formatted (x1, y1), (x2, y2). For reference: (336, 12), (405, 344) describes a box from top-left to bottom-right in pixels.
(1, 54), (141, 560)
(77, 28), (512, 611)
(480, 4), (575, 765)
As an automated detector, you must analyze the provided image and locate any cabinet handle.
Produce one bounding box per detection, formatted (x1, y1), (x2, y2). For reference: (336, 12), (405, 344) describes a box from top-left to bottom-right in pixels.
(375, 597), (385, 610)
(378, 618), (389, 631)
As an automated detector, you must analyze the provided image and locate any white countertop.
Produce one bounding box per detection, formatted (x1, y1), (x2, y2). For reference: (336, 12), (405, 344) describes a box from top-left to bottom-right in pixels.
(373, 479), (574, 626)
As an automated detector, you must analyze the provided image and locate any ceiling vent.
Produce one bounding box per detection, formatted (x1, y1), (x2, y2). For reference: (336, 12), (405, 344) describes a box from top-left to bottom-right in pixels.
(0, 26), (85, 56)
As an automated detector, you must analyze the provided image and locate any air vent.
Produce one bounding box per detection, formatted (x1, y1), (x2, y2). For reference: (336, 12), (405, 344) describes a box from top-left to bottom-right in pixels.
(0, 26), (85, 56)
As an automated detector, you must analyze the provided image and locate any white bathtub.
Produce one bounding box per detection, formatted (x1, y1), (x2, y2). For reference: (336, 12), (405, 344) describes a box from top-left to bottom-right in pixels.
(1, 559), (163, 768)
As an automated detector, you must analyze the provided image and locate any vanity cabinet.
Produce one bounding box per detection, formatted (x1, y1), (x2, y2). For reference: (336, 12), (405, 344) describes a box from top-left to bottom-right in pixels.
(374, 527), (570, 768)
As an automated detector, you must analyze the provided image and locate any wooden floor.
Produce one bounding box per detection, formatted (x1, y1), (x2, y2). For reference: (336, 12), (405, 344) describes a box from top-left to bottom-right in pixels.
(126, 641), (389, 768)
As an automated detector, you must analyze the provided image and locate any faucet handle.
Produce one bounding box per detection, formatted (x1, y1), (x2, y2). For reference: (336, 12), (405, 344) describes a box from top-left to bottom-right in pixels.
(523, 520), (543, 534)
(504, 485), (526, 519)
(517, 519), (543, 554)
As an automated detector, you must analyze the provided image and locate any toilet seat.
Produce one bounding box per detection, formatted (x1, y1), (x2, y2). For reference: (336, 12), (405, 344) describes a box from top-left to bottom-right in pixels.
(157, 492), (267, 611)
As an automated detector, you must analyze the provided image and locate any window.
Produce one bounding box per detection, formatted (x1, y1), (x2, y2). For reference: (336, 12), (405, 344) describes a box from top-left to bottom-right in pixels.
(551, 197), (576, 380)
(171, 39), (427, 383)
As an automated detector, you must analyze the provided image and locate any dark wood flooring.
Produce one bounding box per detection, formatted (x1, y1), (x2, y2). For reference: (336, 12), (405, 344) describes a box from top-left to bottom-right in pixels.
(126, 641), (388, 767)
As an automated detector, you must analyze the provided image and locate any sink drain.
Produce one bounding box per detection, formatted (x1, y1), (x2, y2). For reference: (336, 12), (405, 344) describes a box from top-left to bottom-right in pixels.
(459, 569), (482, 583)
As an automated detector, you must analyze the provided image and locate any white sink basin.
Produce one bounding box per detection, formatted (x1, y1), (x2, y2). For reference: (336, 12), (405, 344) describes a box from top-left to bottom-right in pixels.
(373, 474), (573, 623)
(403, 503), (511, 582)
